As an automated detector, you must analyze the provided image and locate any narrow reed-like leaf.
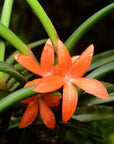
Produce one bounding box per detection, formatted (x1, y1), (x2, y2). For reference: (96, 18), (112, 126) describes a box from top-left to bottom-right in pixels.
(79, 86), (114, 106)
(86, 61), (114, 79)
(72, 106), (113, 122)
(0, 0), (14, 78)
(26, 0), (58, 46)
(65, 3), (114, 50)
(0, 22), (31, 55)
(88, 50), (114, 71)
(0, 61), (26, 85)
(0, 85), (37, 112)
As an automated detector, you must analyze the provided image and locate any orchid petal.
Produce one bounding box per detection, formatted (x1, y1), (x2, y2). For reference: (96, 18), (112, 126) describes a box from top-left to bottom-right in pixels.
(33, 76), (64, 93)
(72, 78), (109, 100)
(24, 78), (41, 88)
(56, 39), (72, 75)
(19, 100), (38, 128)
(41, 39), (54, 75)
(21, 79), (41, 103)
(62, 83), (78, 123)
(39, 100), (56, 129)
(72, 44), (94, 78)
(13, 54), (43, 76)
(43, 94), (62, 106)
(71, 55), (80, 64)
(21, 96), (38, 104)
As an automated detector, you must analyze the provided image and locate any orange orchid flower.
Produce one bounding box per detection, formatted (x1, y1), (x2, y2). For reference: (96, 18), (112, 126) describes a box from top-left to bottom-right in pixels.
(33, 39), (109, 123)
(13, 39), (64, 89)
(13, 39), (62, 128)
(19, 82), (61, 129)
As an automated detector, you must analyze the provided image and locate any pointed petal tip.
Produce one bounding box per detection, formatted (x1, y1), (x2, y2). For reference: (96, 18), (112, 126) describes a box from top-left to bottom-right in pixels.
(88, 44), (94, 55)
(13, 54), (20, 60)
(62, 83), (78, 124)
(102, 92), (110, 100)
(105, 96), (110, 100)
(46, 38), (52, 45)
(62, 117), (69, 123)
(19, 100), (38, 129)
(72, 78), (110, 100)
(47, 123), (56, 129)
(19, 124), (25, 129)
(39, 101), (56, 129)
(90, 44), (94, 48)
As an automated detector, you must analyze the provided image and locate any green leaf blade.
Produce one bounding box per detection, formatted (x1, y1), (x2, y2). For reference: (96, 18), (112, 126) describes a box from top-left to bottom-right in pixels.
(72, 106), (113, 122)
(86, 61), (114, 79)
(0, 85), (37, 112)
(65, 3), (114, 50)
(88, 50), (114, 72)
(79, 86), (114, 106)
(0, 61), (27, 85)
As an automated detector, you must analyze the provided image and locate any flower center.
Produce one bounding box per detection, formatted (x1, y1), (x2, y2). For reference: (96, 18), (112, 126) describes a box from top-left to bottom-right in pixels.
(64, 74), (72, 82)
(44, 71), (53, 77)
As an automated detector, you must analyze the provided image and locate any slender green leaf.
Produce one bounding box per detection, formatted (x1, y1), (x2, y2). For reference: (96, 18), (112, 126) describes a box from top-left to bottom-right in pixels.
(0, 0), (14, 27)
(27, 39), (47, 48)
(0, 0), (14, 78)
(5, 39), (47, 65)
(72, 113), (113, 122)
(26, 0), (58, 46)
(0, 0), (14, 59)
(88, 50), (114, 71)
(87, 61), (114, 79)
(86, 61), (114, 79)
(79, 86), (114, 106)
(65, 3), (114, 50)
(0, 85), (37, 112)
(75, 105), (113, 114)
(0, 22), (31, 55)
(72, 106), (113, 122)
(0, 61), (26, 85)
(9, 73), (33, 92)
(8, 70), (34, 91)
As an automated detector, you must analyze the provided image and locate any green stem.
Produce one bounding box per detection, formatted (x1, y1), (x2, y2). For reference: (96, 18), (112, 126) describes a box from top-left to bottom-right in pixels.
(0, 22), (33, 55)
(86, 61), (114, 79)
(5, 39), (47, 65)
(0, 85), (37, 112)
(0, 0), (14, 26)
(0, 0), (14, 78)
(65, 3), (114, 50)
(26, 0), (59, 47)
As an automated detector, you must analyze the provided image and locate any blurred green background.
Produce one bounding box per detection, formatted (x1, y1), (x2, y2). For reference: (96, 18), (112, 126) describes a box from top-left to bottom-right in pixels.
(0, 0), (114, 144)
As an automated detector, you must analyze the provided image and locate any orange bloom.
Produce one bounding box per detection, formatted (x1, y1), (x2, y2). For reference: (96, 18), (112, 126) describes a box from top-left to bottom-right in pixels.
(19, 83), (61, 129)
(33, 40), (109, 123)
(13, 39), (62, 128)
(13, 39), (64, 89)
